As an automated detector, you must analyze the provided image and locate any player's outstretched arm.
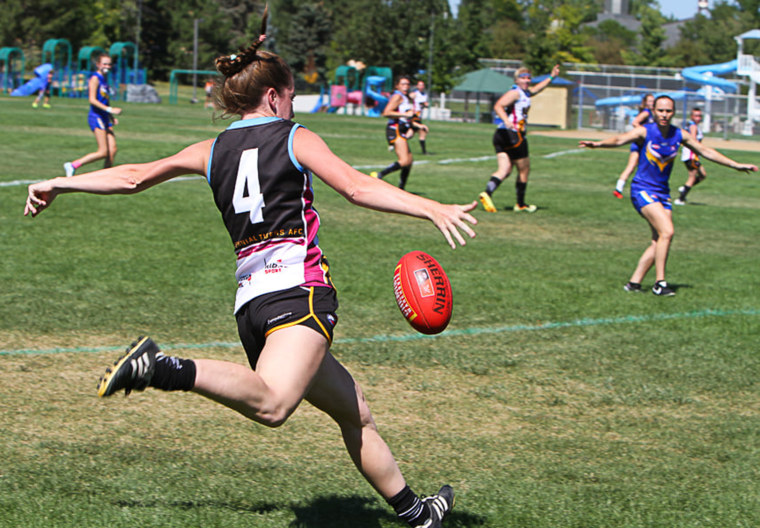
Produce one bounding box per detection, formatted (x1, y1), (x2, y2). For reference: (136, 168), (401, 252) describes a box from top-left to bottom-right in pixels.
(579, 127), (644, 149)
(681, 131), (759, 173)
(293, 127), (477, 249)
(24, 140), (213, 217)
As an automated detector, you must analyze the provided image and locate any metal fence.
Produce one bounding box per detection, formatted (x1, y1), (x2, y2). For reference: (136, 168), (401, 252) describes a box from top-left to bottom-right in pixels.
(444, 60), (759, 137)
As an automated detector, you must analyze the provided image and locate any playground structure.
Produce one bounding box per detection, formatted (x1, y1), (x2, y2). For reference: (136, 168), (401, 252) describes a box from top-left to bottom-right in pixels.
(734, 29), (760, 135)
(593, 29), (760, 135)
(312, 64), (393, 116)
(0, 46), (24, 94)
(4, 38), (145, 101)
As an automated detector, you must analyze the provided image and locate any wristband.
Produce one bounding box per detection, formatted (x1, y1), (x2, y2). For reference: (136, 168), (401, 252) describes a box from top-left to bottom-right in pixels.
(106, 106), (113, 114)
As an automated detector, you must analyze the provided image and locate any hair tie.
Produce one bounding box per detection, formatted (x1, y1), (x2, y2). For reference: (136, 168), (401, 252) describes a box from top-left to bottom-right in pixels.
(230, 54), (237, 61)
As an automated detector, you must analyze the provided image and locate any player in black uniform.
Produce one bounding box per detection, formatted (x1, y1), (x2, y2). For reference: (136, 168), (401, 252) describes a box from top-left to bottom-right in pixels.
(24, 9), (476, 528)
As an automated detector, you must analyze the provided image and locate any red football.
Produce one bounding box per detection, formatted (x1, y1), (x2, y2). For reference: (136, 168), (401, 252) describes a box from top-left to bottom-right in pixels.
(393, 251), (453, 335)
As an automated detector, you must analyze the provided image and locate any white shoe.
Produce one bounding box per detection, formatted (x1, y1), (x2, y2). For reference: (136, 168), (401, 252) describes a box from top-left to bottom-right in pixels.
(63, 162), (75, 177)
(674, 198), (685, 206)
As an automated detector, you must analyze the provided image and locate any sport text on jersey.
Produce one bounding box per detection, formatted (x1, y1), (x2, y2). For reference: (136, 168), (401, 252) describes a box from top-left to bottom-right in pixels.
(235, 227), (305, 251)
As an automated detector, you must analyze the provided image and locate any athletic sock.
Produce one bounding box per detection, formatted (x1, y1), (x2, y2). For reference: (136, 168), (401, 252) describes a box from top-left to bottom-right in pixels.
(72, 160), (83, 170)
(380, 161), (401, 177)
(387, 485), (430, 527)
(679, 185), (691, 200)
(615, 178), (626, 193)
(398, 166), (411, 190)
(485, 176), (502, 195)
(516, 180), (528, 207)
(419, 140), (427, 154)
(149, 353), (197, 391)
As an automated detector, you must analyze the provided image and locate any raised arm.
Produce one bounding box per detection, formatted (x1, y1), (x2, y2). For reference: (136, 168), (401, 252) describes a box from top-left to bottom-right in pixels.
(24, 139), (213, 217)
(293, 127), (476, 249)
(529, 64), (560, 96)
(680, 131), (758, 173)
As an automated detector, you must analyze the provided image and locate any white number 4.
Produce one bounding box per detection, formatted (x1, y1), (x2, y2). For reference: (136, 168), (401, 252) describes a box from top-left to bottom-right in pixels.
(232, 148), (265, 224)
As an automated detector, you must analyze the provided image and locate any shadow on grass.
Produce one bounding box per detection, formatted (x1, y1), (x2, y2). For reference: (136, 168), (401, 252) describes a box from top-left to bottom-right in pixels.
(289, 495), (487, 527)
(115, 494), (488, 526)
(115, 498), (280, 515)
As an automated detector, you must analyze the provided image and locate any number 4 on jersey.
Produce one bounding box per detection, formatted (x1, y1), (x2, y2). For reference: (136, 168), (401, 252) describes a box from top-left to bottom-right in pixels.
(232, 148), (265, 224)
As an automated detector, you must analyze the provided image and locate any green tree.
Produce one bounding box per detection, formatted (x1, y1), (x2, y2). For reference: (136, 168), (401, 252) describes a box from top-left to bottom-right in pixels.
(279, 3), (332, 85)
(665, 0), (760, 67)
(456, 0), (495, 70)
(584, 19), (637, 65)
(623, 7), (668, 66)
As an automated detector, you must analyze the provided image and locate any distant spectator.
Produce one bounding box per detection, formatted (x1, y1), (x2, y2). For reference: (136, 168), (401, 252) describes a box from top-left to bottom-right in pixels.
(32, 69), (54, 109)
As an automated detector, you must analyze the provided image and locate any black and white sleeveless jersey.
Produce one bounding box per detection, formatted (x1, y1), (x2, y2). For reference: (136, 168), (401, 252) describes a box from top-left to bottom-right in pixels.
(207, 117), (330, 313)
(501, 85), (531, 132)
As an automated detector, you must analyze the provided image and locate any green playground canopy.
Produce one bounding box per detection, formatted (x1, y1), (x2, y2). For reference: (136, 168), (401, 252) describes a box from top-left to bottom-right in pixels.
(453, 68), (513, 122)
(453, 68), (512, 94)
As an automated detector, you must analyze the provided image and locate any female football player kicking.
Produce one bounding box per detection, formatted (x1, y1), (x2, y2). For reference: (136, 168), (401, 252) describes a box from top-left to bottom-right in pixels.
(25, 9), (474, 528)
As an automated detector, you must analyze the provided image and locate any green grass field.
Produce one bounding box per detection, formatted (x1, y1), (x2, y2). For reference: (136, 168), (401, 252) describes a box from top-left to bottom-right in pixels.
(1, 93), (759, 528)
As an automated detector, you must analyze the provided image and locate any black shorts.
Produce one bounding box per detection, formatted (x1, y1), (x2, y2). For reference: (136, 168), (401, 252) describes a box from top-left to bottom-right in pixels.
(235, 285), (339, 369)
(386, 122), (411, 145)
(684, 158), (701, 170)
(493, 128), (528, 160)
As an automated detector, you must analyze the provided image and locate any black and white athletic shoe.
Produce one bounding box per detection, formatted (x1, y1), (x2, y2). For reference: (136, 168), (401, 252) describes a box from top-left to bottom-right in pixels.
(415, 485), (455, 528)
(623, 281), (643, 292)
(97, 336), (158, 397)
(652, 280), (676, 297)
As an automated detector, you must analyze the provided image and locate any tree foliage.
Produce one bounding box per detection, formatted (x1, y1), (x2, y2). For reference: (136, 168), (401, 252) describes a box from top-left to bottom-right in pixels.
(1, 0), (757, 87)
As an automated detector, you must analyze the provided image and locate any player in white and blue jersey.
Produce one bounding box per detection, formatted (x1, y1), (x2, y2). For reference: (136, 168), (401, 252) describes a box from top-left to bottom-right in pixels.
(371, 76), (415, 189)
(478, 63), (560, 213)
(675, 107), (707, 205)
(580, 96), (757, 296)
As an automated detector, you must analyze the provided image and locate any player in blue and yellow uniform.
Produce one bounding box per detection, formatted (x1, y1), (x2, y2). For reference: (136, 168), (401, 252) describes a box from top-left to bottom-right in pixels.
(675, 107), (707, 205)
(580, 96), (757, 296)
(371, 75), (415, 189)
(63, 54), (122, 177)
(25, 12), (476, 527)
(613, 93), (655, 198)
(478, 64), (560, 213)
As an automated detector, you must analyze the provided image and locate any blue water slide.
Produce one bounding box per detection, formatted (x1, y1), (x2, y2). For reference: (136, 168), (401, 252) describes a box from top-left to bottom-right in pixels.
(681, 60), (738, 93)
(364, 75), (389, 117)
(595, 91), (704, 108)
(310, 85), (329, 113)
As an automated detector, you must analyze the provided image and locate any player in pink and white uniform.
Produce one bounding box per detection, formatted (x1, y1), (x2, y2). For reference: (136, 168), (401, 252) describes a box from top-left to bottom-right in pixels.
(25, 10), (476, 528)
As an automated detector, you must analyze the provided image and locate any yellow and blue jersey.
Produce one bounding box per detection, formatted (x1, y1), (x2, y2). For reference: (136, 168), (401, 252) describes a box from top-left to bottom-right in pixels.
(632, 123), (682, 194)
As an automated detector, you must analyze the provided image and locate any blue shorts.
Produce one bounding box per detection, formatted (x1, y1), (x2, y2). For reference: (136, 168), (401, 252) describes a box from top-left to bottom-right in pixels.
(88, 112), (112, 132)
(630, 186), (671, 214)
